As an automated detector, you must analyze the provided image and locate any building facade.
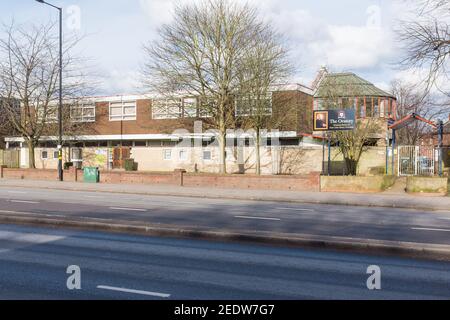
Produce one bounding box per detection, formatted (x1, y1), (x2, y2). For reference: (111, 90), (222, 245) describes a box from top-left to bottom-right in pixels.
(5, 71), (397, 175)
(311, 71), (397, 143)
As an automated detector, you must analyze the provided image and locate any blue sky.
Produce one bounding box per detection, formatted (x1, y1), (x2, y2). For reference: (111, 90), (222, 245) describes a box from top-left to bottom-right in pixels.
(1, 0), (411, 95)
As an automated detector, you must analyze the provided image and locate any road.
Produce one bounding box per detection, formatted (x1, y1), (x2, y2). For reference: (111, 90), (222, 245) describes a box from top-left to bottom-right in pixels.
(0, 223), (449, 300)
(1, 185), (450, 245)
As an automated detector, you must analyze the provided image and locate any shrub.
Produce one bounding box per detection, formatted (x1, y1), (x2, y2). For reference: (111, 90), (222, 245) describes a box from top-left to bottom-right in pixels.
(64, 162), (74, 170)
(124, 159), (137, 171)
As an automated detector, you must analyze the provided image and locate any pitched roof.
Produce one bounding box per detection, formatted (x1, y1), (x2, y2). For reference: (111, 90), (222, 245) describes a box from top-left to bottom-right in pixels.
(314, 72), (395, 99)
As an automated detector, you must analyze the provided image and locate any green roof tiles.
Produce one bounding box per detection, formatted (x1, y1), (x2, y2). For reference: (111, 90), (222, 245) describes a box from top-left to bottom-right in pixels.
(314, 73), (395, 99)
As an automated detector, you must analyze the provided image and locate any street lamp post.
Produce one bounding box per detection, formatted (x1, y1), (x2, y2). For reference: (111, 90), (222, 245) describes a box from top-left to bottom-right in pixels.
(36, 0), (63, 182)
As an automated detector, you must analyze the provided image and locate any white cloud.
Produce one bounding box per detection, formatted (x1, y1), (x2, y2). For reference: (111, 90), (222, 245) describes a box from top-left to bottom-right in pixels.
(244, 2), (396, 80)
(102, 69), (142, 95)
(324, 24), (393, 69)
(139, 0), (194, 30)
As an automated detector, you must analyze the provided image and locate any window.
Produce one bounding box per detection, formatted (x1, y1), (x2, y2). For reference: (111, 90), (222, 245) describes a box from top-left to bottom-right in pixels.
(235, 93), (272, 116)
(109, 101), (136, 121)
(152, 98), (182, 119)
(163, 149), (172, 160)
(357, 97), (365, 118)
(134, 141), (147, 147)
(36, 105), (58, 123)
(183, 97), (198, 118)
(380, 98), (389, 118)
(341, 97), (356, 109)
(365, 97), (373, 117)
(41, 150), (48, 160)
(179, 149), (188, 161)
(53, 151), (59, 159)
(373, 98), (380, 117)
(121, 141), (133, 147)
(71, 104), (95, 122)
(314, 99), (325, 111)
(198, 97), (216, 118)
(203, 150), (212, 160)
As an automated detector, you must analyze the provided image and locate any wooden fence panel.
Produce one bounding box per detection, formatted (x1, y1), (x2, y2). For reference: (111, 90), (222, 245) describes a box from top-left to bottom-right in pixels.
(0, 150), (20, 168)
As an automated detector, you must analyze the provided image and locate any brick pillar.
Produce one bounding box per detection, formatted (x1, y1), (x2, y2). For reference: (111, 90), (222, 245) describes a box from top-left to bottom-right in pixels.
(173, 169), (186, 186)
(0, 165), (5, 179)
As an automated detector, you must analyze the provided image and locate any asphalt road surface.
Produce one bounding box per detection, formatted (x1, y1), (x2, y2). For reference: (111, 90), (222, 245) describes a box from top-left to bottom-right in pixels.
(1, 185), (450, 245)
(0, 224), (450, 300)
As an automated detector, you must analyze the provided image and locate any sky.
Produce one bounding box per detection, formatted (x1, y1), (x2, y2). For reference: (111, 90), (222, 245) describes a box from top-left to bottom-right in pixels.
(0, 0), (417, 96)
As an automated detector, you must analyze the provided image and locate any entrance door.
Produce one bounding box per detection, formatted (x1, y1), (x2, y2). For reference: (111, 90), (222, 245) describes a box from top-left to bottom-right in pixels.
(112, 147), (130, 169)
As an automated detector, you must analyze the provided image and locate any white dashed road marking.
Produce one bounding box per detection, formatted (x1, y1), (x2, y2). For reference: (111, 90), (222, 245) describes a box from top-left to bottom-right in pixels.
(97, 285), (171, 298)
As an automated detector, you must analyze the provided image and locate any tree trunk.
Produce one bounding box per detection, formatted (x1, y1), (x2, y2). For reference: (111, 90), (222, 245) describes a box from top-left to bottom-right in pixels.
(26, 139), (36, 169)
(218, 130), (227, 174)
(344, 158), (358, 176)
(255, 128), (261, 175)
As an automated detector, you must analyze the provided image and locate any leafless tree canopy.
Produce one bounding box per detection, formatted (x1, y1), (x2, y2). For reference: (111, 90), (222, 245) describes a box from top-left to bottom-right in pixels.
(142, 0), (292, 173)
(0, 22), (92, 168)
(390, 79), (445, 144)
(397, 0), (450, 95)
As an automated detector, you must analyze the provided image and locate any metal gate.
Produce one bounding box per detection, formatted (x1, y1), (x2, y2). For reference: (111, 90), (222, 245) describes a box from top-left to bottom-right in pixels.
(398, 145), (435, 176)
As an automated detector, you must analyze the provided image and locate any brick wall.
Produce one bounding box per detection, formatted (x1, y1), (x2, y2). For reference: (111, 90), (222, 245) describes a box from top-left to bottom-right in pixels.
(0, 167), (81, 182)
(88, 91), (313, 137)
(0, 166), (320, 192)
(184, 172), (320, 191)
(99, 170), (176, 185)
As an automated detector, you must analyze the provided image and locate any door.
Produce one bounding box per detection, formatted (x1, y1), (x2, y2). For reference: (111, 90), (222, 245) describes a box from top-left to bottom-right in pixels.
(112, 147), (130, 169)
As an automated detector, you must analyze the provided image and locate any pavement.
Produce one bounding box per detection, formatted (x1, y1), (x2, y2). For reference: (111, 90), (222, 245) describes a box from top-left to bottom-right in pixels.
(2, 184), (450, 261)
(0, 178), (449, 211)
(1, 224), (450, 300)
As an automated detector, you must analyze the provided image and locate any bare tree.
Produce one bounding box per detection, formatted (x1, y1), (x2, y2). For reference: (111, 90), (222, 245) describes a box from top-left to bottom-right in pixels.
(390, 79), (445, 144)
(235, 25), (292, 175)
(0, 97), (17, 145)
(142, 0), (287, 173)
(397, 0), (450, 95)
(0, 22), (91, 168)
(332, 120), (381, 176)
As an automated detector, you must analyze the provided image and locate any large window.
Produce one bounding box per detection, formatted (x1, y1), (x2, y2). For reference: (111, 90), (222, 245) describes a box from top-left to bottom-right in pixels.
(183, 97), (197, 118)
(109, 101), (136, 121)
(235, 93), (272, 116)
(152, 98), (182, 119)
(36, 105), (58, 123)
(71, 104), (95, 122)
(198, 97), (215, 118)
(152, 97), (198, 119)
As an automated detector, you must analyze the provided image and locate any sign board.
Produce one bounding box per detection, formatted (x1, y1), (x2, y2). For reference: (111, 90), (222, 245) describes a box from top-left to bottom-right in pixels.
(313, 110), (356, 131)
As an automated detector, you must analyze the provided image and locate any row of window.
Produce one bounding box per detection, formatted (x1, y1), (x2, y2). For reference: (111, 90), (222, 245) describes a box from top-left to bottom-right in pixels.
(40, 148), (213, 161)
(314, 97), (396, 119)
(41, 150), (60, 160)
(38, 94), (274, 123)
(163, 149), (212, 161)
